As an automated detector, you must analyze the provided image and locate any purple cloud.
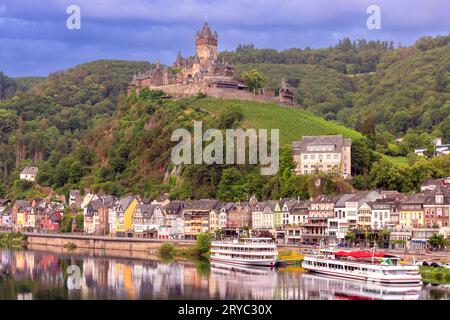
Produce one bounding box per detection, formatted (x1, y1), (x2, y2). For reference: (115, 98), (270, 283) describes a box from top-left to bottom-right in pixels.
(0, 0), (448, 76)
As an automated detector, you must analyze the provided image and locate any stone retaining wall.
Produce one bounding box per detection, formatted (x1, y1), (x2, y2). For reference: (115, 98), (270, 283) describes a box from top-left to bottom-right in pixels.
(26, 234), (195, 253)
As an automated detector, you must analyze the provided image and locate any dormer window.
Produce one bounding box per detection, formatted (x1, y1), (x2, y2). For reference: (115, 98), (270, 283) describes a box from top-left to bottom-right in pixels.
(436, 195), (444, 204)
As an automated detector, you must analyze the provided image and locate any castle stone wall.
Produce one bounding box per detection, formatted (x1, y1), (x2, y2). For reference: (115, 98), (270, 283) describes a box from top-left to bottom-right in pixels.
(152, 84), (296, 106)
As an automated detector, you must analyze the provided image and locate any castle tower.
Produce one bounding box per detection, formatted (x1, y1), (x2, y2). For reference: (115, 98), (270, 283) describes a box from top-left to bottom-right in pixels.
(195, 22), (218, 66)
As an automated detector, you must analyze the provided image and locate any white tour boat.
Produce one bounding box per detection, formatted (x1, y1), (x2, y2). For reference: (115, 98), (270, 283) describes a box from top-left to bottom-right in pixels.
(302, 249), (422, 285)
(210, 237), (278, 267)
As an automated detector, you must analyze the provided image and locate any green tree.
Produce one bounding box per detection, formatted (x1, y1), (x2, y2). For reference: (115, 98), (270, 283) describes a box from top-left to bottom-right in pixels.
(428, 233), (447, 250)
(217, 167), (247, 201)
(242, 69), (266, 93)
(195, 233), (212, 257)
(351, 138), (374, 176)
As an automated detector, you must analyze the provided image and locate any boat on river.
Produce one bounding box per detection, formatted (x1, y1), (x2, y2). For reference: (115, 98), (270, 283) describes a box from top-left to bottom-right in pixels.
(302, 273), (421, 300)
(302, 249), (422, 285)
(210, 238), (278, 267)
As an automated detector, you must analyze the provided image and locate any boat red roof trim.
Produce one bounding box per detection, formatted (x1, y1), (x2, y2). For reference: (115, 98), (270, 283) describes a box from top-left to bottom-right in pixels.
(334, 251), (387, 258)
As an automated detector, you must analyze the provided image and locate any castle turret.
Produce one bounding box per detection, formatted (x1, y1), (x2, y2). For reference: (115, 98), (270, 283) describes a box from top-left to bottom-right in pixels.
(278, 78), (294, 106)
(175, 51), (183, 67)
(195, 21), (218, 66)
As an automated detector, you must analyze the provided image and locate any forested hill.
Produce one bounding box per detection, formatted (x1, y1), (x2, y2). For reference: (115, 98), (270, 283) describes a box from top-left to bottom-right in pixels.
(0, 60), (150, 196)
(228, 35), (450, 142)
(0, 35), (449, 200)
(0, 72), (17, 100)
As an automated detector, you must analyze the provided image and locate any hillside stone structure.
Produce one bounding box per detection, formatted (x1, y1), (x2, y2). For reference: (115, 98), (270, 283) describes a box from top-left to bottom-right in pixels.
(129, 22), (295, 106)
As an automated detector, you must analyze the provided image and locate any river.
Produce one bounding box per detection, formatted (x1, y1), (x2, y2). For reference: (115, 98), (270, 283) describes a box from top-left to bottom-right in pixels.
(0, 247), (449, 300)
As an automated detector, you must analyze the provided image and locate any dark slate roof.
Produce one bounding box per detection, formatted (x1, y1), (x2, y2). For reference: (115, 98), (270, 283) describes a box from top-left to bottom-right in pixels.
(86, 199), (103, 216)
(184, 199), (218, 211)
(138, 204), (163, 219)
(164, 201), (189, 212)
(334, 193), (358, 207)
(292, 135), (351, 154)
(119, 196), (136, 211)
(14, 200), (30, 210)
(312, 195), (342, 204)
(368, 200), (392, 210)
(20, 166), (38, 175)
(401, 193), (426, 204)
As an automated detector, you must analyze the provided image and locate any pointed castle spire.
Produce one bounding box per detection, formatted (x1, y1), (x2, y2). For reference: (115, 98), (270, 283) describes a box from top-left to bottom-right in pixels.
(281, 78), (288, 91)
(193, 53), (200, 64)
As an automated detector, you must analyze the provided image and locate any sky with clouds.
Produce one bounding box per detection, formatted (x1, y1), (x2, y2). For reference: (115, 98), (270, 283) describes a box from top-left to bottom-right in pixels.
(0, 0), (449, 77)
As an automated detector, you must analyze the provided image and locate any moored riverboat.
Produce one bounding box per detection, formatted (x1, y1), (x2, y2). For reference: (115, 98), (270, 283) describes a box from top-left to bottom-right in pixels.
(210, 238), (278, 267)
(302, 249), (422, 285)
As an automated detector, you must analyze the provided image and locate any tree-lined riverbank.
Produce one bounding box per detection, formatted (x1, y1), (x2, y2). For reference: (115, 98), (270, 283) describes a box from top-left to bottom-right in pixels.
(0, 232), (27, 247)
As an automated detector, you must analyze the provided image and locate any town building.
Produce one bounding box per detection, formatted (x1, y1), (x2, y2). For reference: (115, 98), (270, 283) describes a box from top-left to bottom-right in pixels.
(183, 200), (218, 240)
(132, 204), (165, 237)
(399, 194), (425, 228)
(415, 138), (450, 157)
(286, 199), (310, 226)
(1, 208), (13, 228)
(292, 135), (352, 178)
(19, 166), (38, 182)
(285, 226), (305, 245)
(251, 202), (274, 231)
(0, 199), (10, 213)
(421, 177), (450, 192)
(370, 199), (392, 230)
(389, 228), (412, 251)
(227, 201), (252, 229)
(41, 211), (61, 232)
(84, 199), (102, 234)
(69, 190), (82, 208)
(163, 200), (188, 239)
(410, 228), (440, 251)
(423, 186), (450, 227)
(329, 193), (356, 243)
(303, 195), (341, 245)
(112, 196), (139, 237)
(209, 202), (233, 234)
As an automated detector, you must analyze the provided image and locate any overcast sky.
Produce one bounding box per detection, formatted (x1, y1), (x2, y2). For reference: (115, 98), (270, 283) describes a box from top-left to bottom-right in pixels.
(0, 0), (449, 77)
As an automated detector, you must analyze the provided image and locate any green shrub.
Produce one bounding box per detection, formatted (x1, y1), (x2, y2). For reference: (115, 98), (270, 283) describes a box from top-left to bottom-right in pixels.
(159, 242), (176, 259)
(195, 233), (212, 257)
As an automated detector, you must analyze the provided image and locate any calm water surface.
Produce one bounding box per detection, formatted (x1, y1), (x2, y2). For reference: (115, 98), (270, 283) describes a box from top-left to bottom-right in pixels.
(0, 247), (449, 300)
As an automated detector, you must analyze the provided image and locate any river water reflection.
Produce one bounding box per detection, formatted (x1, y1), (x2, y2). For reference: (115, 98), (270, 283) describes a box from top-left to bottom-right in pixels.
(0, 248), (449, 300)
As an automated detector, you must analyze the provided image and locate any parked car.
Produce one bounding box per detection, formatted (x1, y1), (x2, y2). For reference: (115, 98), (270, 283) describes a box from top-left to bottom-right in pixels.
(431, 262), (442, 268)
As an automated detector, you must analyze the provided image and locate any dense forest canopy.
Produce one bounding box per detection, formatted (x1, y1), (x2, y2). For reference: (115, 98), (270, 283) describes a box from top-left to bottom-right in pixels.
(0, 72), (17, 100)
(227, 35), (450, 142)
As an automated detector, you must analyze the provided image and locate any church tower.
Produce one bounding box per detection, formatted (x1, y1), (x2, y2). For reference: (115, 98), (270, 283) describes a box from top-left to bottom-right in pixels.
(195, 22), (218, 66)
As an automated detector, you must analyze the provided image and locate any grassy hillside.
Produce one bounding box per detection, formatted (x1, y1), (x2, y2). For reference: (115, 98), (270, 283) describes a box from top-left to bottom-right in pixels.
(234, 63), (355, 121)
(193, 97), (362, 145)
(231, 35), (449, 143)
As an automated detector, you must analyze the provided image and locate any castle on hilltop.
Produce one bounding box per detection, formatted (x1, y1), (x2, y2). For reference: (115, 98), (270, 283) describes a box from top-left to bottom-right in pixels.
(129, 22), (295, 106)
